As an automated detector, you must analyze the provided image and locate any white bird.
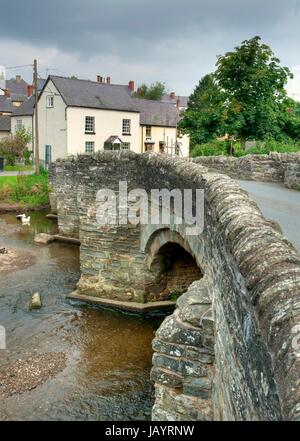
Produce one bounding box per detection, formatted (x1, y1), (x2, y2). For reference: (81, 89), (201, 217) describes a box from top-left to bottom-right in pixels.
(21, 216), (31, 225)
(16, 214), (26, 220)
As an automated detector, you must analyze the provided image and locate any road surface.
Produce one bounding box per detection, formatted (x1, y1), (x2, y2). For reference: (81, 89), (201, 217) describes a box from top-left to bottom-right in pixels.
(238, 180), (300, 254)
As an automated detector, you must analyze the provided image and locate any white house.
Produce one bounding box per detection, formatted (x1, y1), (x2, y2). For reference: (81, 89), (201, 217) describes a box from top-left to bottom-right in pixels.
(37, 75), (189, 164)
(10, 95), (35, 153)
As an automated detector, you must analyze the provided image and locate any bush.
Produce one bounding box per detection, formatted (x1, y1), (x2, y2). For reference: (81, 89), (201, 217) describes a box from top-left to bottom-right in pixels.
(190, 139), (300, 157)
(190, 140), (229, 157)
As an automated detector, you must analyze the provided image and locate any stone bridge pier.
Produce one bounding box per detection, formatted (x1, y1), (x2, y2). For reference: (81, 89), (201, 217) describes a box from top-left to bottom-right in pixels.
(49, 151), (300, 421)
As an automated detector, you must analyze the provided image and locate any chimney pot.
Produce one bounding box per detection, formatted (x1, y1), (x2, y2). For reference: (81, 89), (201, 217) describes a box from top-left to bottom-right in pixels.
(106, 76), (111, 84)
(129, 80), (135, 92)
(170, 92), (176, 100)
(16, 75), (21, 83)
(4, 88), (11, 97)
(27, 85), (34, 97)
(97, 75), (102, 83)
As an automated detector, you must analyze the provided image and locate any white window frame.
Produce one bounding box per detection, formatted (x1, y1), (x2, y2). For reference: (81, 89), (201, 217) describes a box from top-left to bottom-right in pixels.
(122, 142), (130, 150)
(85, 141), (95, 154)
(122, 119), (131, 135)
(146, 125), (151, 137)
(16, 119), (23, 131)
(46, 95), (54, 108)
(85, 116), (95, 133)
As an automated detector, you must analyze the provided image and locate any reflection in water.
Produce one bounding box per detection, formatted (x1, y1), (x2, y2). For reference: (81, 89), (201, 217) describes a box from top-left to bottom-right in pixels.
(0, 212), (159, 421)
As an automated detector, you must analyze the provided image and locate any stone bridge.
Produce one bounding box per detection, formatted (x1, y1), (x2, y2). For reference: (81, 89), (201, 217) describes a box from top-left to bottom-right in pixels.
(49, 151), (300, 421)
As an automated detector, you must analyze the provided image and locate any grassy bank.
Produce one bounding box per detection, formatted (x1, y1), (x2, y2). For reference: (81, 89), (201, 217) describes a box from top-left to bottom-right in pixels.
(0, 172), (50, 208)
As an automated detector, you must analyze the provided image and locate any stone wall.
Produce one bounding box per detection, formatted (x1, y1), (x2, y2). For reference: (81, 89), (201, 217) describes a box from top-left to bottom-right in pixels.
(151, 279), (215, 421)
(50, 151), (300, 420)
(192, 152), (300, 189)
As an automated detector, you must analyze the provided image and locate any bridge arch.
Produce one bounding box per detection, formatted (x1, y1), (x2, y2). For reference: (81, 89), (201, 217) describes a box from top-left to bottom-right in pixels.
(142, 227), (204, 301)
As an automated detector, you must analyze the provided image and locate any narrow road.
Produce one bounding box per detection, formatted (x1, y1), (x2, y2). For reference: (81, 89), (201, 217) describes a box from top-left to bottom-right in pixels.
(238, 180), (300, 254)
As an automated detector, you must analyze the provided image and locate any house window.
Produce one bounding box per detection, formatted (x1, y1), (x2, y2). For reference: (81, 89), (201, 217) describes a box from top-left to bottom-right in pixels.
(146, 126), (151, 137)
(85, 141), (95, 154)
(122, 142), (130, 150)
(46, 95), (54, 108)
(122, 119), (131, 135)
(16, 119), (23, 131)
(85, 116), (95, 133)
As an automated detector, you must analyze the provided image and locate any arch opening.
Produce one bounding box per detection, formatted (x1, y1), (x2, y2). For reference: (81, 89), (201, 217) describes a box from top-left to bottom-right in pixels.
(148, 241), (203, 301)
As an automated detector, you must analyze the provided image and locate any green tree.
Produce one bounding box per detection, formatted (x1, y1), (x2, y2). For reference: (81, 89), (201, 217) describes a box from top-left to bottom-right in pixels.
(135, 81), (166, 100)
(178, 74), (225, 145)
(215, 36), (294, 147)
(0, 127), (32, 166)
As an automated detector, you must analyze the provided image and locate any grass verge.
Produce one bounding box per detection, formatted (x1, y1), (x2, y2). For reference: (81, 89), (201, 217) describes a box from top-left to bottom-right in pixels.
(0, 172), (50, 208)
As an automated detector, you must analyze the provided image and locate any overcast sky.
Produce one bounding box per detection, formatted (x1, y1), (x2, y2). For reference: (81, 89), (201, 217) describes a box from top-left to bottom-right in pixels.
(0, 0), (300, 98)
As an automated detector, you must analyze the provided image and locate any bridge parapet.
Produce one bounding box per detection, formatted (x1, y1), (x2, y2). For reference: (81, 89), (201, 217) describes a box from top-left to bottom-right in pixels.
(49, 151), (300, 420)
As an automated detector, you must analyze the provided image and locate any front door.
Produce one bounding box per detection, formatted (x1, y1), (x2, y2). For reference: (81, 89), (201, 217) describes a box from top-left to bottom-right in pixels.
(45, 145), (52, 166)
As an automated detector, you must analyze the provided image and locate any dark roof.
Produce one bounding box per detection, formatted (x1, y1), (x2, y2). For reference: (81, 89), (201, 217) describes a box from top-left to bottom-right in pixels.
(132, 98), (180, 127)
(40, 76), (182, 127)
(161, 93), (189, 108)
(5, 77), (29, 95)
(47, 76), (138, 112)
(0, 115), (11, 132)
(104, 135), (124, 144)
(0, 96), (13, 113)
(10, 93), (27, 103)
(12, 95), (35, 116)
(37, 78), (46, 91)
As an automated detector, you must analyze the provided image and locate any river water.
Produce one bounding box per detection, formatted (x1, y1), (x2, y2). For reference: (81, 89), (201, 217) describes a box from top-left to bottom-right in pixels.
(0, 212), (160, 421)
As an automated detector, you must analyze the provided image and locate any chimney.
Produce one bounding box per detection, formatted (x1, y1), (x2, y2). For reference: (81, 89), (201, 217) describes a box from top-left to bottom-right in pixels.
(137, 87), (142, 95)
(176, 97), (180, 109)
(106, 76), (111, 84)
(129, 80), (135, 92)
(16, 75), (21, 83)
(27, 85), (34, 97)
(170, 92), (176, 100)
(4, 88), (11, 97)
(96, 75), (102, 83)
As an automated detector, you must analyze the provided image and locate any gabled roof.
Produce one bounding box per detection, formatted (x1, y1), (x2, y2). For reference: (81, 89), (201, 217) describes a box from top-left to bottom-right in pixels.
(132, 98), (180, 127)
(5, 77), (29, 95)
(46, 75), (138, 113)
(0, 96), (13, 113)
(104, 135), (124, 144)
(39, 75), (182, 128)
(12, 95), (35, 117)
(0, 115), (11, 132)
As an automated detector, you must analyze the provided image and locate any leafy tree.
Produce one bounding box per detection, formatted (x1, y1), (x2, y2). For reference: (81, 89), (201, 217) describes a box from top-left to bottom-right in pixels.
(215, 36), (294, 147)
(0, 127), (32, 166)
(179, 74), (225, 145)
(134, 81), (166, 100)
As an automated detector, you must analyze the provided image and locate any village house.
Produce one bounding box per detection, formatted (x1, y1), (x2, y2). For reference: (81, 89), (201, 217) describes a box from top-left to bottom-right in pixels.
(0, 75), (31, 112)
(37, 75), (189, 164)
(0, 116), (11, 141)
(10, 94), (35, 152)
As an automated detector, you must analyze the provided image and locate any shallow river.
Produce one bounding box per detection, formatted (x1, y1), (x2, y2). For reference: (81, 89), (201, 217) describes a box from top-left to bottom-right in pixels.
(0, 212), (160, 421)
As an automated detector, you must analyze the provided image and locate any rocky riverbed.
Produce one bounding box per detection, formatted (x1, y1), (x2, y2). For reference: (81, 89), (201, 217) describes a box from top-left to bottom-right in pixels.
(0, 211), (160, 421)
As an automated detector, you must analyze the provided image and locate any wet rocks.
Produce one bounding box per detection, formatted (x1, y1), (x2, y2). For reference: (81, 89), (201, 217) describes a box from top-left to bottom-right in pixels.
(34, 233), (55, 245)
(29, 292), (42, 310)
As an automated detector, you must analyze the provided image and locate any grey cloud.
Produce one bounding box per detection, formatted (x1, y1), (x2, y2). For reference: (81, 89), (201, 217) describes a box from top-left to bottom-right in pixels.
(0, 0), (299, 94)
